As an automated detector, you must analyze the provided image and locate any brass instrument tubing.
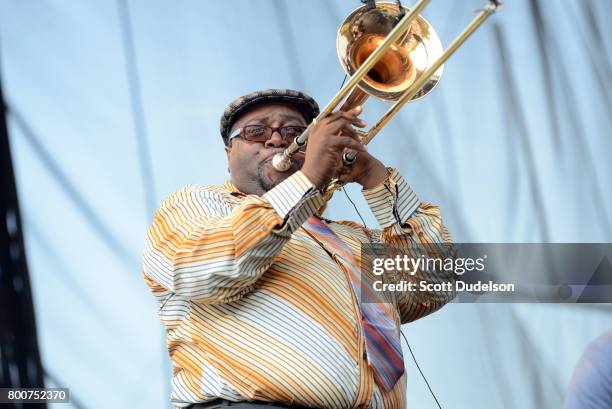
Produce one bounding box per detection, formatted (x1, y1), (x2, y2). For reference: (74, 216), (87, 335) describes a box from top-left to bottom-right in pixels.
(351, 0), (501, 159)
(273, 0), (432, 170)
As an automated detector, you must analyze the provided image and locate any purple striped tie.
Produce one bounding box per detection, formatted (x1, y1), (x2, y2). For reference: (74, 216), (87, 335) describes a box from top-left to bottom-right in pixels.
(302, 216), (405, 391)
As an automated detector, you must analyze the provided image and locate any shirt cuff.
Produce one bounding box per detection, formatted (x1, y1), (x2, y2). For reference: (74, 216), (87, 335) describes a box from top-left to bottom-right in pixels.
(263, 171), (325, 232)
(362, 168), (421, 228)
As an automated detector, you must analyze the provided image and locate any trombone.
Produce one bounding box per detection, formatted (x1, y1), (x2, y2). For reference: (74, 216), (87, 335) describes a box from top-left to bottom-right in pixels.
(272, 0), (502, 194)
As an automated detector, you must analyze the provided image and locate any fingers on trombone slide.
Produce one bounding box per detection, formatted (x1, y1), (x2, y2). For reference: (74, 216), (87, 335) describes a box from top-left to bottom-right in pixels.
(323, 106), (366, 128)
(334, 132), (366, 154)
(341, 106), (367, 128)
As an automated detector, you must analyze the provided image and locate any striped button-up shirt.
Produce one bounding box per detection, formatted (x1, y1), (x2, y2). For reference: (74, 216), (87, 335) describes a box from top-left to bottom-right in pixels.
(142, 168), (453, 409)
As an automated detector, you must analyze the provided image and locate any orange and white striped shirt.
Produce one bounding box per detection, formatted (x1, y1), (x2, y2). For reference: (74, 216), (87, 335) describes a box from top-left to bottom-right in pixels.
(142, 168), (453, 409)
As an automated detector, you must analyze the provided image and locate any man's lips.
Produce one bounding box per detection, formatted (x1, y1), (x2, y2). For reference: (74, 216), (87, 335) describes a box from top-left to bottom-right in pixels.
(259, 154), (282, 173)
(261, 151), (302, 170)
(265, 151), (285, 160)
(262, 156), (277, 166)
(261, 151), (286, 166)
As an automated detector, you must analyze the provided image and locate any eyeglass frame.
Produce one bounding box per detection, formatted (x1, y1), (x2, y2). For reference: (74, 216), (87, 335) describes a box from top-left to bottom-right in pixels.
(228, 125), (307, 144)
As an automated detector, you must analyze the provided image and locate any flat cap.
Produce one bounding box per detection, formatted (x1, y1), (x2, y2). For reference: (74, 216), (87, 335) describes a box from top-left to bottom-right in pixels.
(220, 88), (320, 145)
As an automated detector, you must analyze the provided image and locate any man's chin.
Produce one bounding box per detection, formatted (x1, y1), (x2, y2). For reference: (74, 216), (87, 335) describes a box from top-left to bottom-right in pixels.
(259, 165), (297, 191)
(257, 157), (302, 192)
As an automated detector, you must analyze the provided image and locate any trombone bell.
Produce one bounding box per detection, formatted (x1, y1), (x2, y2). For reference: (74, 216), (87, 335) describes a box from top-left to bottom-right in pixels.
(337, 2), (443, 102)
(270, 0), (501, 192)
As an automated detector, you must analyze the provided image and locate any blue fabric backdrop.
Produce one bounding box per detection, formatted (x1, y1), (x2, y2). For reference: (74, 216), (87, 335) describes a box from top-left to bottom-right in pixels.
(1, 0), (611, 407)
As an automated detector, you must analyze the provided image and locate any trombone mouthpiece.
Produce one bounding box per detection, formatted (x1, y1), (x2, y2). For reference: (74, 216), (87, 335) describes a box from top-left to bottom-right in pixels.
(272, 152), (292, 172)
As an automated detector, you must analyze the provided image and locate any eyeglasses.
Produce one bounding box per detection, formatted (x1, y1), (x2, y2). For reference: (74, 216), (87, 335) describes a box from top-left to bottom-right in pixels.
(229, 125), (307, 144)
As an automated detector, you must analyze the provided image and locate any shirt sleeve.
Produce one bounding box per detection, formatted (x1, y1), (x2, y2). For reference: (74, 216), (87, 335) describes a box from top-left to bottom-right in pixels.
(142, 171), (324, 303)
(564, 331), (612, 409)
(362, 168), (456, 324)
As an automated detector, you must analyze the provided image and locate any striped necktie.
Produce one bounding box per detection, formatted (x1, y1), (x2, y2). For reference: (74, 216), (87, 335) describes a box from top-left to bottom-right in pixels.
(302, 216), (405, 391)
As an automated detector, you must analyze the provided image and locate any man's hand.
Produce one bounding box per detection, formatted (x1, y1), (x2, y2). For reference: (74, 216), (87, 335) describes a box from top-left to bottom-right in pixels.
(301, 106), (369, 189)
(336, 150), (389, 190)
(300, 106), (388, 190)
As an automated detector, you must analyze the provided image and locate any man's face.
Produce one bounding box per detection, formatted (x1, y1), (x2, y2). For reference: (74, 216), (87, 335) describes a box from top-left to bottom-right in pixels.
(225, 103), (307, 196)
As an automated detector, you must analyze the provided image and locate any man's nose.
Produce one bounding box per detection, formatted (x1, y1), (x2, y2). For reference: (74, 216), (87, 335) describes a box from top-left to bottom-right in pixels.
(264, 130), (288, 148)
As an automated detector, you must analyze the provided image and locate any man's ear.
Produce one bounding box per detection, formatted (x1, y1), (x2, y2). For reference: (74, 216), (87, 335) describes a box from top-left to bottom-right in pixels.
(224, 145), (231, 173)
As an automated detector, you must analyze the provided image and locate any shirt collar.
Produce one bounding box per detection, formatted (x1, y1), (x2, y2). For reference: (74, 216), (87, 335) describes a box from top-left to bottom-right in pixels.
(223, 179), (246, 197)
(223, 178), (329, 220)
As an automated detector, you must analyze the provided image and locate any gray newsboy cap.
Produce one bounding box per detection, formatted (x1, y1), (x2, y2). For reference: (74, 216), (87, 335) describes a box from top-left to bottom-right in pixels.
(219, 88), (320, 145)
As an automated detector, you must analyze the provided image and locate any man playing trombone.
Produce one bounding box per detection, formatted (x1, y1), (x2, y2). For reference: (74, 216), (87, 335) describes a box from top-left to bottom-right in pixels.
(142, 88), (454, 409)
